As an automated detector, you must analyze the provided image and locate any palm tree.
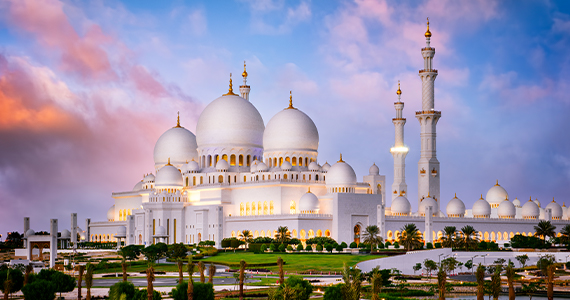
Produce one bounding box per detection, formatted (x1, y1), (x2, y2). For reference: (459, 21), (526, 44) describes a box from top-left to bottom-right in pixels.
(362, 225), (383, 251)
(534, 220), (556, 242)
(506, 263), (515, 300)
(208, 263), (216, 283)
(277, 257), (284, 284)
(460, 225), (479, 250)
(491, 268), (501, 300)
(146, 264), (155, 300)
(370, 268), (382, 300)
(441, 226), (457, 248)
(77, 265), (85, 300)
(239, 260), (247, 300)
(177, 258), (184, 285)
(399, 224), (423, 251)
(547, 265), (555, 300)
(186, 257), (195, 300)
(560, 224), (570, 245)
(23, 265), (32, 286)
(340, 262), (362, 300)
(275, 226), (291, 244)
(198, 261), (206, 283)
(437, 267), (446, 300)
(238, 230), (253, 250)
(85, 263), (94, 300)
(476, 264), (485, 300)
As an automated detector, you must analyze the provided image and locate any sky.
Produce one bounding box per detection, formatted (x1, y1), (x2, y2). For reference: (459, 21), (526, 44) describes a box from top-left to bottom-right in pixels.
(1, 0), (570, 235)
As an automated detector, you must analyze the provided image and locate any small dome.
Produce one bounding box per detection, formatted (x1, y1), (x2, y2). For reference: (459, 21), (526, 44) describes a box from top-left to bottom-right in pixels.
(187, 160), (200, 172)
(107, 205), (115, 221)
(322, 162), (331, 172)
(326, 158), (357, 187)
(281, 160), (292, 171)
(116, 226), (127, 237)
(25, 229), (35, 237)
(419, 196), (438, 216)
(216, 159), (229, 172)
(250, 160), (258, 172)
(369, 163), (379, 175)
(512, 197), (521, 208)
(263, 101), (319, 154)
(472, 196), (491, 218)
(153, 126), (198, 169)
(545, 199), (563, 219)
(497, 198), (516, 218)
(308, 161), (320, 172)
(446, 194), (466, 217)
(155, 226), (167, 236)
(391, 195), (411, 216)
(485, 181), (508, 208)
(155, 163), (183, 187)
(143, 173), (155, 182)
(522, 199), (540, 219)
(299, 190), (320, 213)
(533, 198), (541, 207)
(257, 162), (268, 172)
(61, 229), (71, 238)
(133, 181), (143, 191)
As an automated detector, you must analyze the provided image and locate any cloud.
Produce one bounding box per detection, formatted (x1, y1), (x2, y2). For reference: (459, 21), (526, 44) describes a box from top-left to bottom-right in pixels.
(247, 1), (312, 34)
(182, 9), (208, 36)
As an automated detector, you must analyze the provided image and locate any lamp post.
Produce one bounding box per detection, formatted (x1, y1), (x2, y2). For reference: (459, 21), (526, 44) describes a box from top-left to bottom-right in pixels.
(471, 255), (481, 275)
(484, 253), (489, 266)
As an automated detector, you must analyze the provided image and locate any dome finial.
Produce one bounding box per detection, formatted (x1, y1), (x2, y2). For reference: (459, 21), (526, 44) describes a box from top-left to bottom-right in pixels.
(242, 61), (248, 78)
(480, 194), (484, 200)
(174, 111), (181, 128)
(495, 179), (499, 186)
(552, 197), (555, 203)
(223, 73), (237, 96)
(287, 91), (295, 109)
(338, 153), (344, 163)
(396, 80), (402, 96)
(308, 187), (311, 193)
(454, 193), (457, 198)
(166, 157), (172, 166)
(425, 17), (432, 38)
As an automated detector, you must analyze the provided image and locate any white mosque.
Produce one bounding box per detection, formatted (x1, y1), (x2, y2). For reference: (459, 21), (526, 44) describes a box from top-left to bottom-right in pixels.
(87, 20), (570, 248)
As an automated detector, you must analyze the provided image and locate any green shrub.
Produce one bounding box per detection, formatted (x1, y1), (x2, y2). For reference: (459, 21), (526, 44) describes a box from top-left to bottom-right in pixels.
(269, 243), (276, 251)
(316, 244), (323, 251)
(21, 279), (56, 300)
(170, 282), (214, 300)
(305, 244), (312, 251)
(335, 245), (343, 252)
(274, 276), (313, 300)
(384, 241), (392, 246)
(297, 243), (303, 251)
(349, 242), (357, 248)
(478, 241), (488, 250)
(305, 237), (336, 246)
(504, 243), (510, 248)
(278, 243), (286, 252)
(109, 281), (137, 300)
(378, 243), (385, 249)
(426, 242), (433, 249)
(434, 242), (442, 248)
(393, 242), (400, 249)
(260, 243), (268, 252)
(326, 244), (334, 252)
(324, 284), (343, 300)
(287, 245), (293, 251)
(340, 242), (348, 248)
(134, 289), (162, 300)
(0, 267), (24, 295)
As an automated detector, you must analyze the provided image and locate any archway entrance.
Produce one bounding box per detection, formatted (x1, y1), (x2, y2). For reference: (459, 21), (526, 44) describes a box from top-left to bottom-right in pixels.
(354, 224), (361, 245)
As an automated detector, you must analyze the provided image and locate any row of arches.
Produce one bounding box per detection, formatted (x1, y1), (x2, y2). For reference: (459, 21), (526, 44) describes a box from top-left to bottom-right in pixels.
(91, 234), (114, 242)
(150, 195), (183, 203)
(230, 228), (331, 240)
(385, 230), (564, 243)
(201, 154), (260, 168)
(328, 187), (355, 193)
(264, 156), (316, 168)
(118, 209), (132, 221)
(239, 201), (275, 216)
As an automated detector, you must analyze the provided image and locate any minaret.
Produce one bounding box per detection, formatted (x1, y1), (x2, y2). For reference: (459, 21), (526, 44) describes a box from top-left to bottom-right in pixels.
(240, 61), (251, 100)
(390, 81), (408, 201)
(416, 18), (441, 212)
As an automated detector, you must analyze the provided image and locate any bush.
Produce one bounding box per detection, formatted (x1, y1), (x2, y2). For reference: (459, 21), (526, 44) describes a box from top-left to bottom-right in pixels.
(170, 281), (214, 300)
(109, 281), (137, 300)
(478, 241), (488, 250)
(134, 289), (162, 300)
(434, 242), (442, 248)
(349, 242), (357, 248)
(305, 244), (312, 251)
(384, 241), (392, 246)
(278, 243), (286, 252)
(287, 245), (293, 251)
(324, 284), (343, 300)
(504, 243), (510, 248)
(0, 267), (24, 295)
(426, 242), (434, 249)
(260, 243), (268, 252)
(393, 242), (400, 249)
(305, 237), (336, 246)
(21, 279), (56, 300)
(566, 261), (570, 269)
(316, 244), (323, 251)
(269, 244), (276, 251)
(335, 245), (343, 252)
(340, 242), (348, 248)
(378, 242), (385, 249)
(277, 276), (313, 300)
(297, 243), (303, 251)
(326, 244), (334, 252)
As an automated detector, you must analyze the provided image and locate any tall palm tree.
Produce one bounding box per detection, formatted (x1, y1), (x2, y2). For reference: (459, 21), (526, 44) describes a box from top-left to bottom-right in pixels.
(547, 265), (555, 300)
(208, 263), (216, 283)
(437, 267), (446, 300)
(186, 257), (195, 300)
(23, 265), (32, 286)
(506, 263), (515, 300)
(198, 261), (206, 283)
(275, 226), (291, 244)
(362, 225), (383, 250)
(146, 264), (155, 300)
(370, 268), (382, 300)
(476, 264), (485, 300)
(177, 258), (184, 285)
(441, 226), (457, 248)
(340, 262), (362, 300)
(85, 263), (94, 300)
(560, 224), (570, 245)
(277, 257), (284, 284)
(77, 265), (85, 300)
(238, 230), (253, 250)
(460, 225), (479, 250)
(399, 224), (423, 251)
(239, 260), (247, 300)
(534, 220), (556, 241)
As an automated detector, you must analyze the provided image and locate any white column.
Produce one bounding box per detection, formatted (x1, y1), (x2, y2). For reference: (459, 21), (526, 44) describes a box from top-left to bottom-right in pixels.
(71, 213), (77, 249)
(126, 215), (135, 246)
(50, 219), (58, 268)
(425, 206), (433, 244)
(85, 218), (91, 242)
(377, 204), (386, 241)
(391, 84), (408, 202)
(23, 217), (30, 248)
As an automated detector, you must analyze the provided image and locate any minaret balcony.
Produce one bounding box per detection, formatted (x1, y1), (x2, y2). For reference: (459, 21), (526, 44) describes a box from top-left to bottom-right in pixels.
(418, 69), (438, 73)
(415, 110), (441, 116)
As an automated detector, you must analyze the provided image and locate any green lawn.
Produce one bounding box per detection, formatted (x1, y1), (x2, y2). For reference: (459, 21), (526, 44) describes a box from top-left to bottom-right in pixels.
(200, 252), (381, 272)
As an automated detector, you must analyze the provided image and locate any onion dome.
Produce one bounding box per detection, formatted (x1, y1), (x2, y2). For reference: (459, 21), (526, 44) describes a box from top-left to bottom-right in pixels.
(107, 205), (115, 221)
(250, 162), (258, 172)
(322, 162), (331, 172)
(196, 92), (264, 152)
(419, 196), (438, 216)
(257, 162), (268, 172)
(155, 160), (183, 187)
(143, 174), (155, 182)
(308, 161), (320, 172)
(485, 180), (508, 209)
(369, 163), (380, 175)
(216, 159), (229, 172)
(116, 226), (127, 237)
(25, 229), (35, 237)
(446, 193), (466, 217)
(391, 195), (411, 216)
(562, 203), (568, 220)
(512, 197), (521, 208)
(533, 198), (541, 207)
(61, 229), (71, 238)
(263, 92), (319, 161)
(326, 154), (357, 190)
(155, 226), (167, 237)
(521, 198), (540, 219)
(299, 189), (320, 213)
(425, 18), (432, 38)
(133, 180), (143, 191)
(153, 115), (198, 169)
(497, 197), (516, 219)
(187, 160), (199, 173)
(545, 199), (563, 220)
(472, 195), (491, 218)
(281, 160), (292, 171)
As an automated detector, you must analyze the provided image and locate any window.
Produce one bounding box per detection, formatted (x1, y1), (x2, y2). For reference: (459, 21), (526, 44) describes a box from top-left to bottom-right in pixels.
(240, 203), (244, 216)
(292, 157), (297, 166)
(290, 201), (296, 214)
(270, 201), (274, 214)
(239, 155), (243, 166)
(230, 154), (236, 166)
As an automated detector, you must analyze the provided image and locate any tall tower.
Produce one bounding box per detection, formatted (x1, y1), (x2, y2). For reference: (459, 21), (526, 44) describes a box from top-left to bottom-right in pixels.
(390, 81), (408, 201)
(416, 18), (441, 211)
(239, 61), (250, 100)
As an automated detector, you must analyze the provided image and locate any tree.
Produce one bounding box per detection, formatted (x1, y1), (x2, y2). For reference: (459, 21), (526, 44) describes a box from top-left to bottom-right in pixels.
(23, 265), (32, 286)
(186, 257), (195, 300)
(208, 263), (216, 284)
(171, 282), (214, 300)
(238, 230), (253, 250)
(534, 220), (556, 242)
(521, 280), (545, 300)
(441, 257), (459, 275)
(52, 271), (76, 299)
(108, 281), (136, 300)
(460, 225), (479, 250)
(142, 245), (160, 264)
(239, 260), (247, 300)
(437, 267), (446, 300)
(423, 259), (437, 277)
(21, 279), (56, 300)
(324, 285), (342, 300)
(77, 265), (85, 300)
(340, 262), (362, 300)
(441, 226), (457, 248)
(400, 224), (423, 251)
(476, 264), (485, 300)
(277, 257), (285, 284)
(547, 264), (555, 300)
(275, 226), (291, 244)
(118, 245), (141, 282)
(465, 260), (473, 273)
(168, 243), (188, 284)
(516, 254), (529, 268)
(413, 263), (422, 275)
(85, 263), (94, 300)
(0, 267), (24, 299)
(361, 225), (383, 251)
(370, 268), (382, 300)
(269, 276), (313, 300)
(560, 224), (570, 245)
(146, 264), (155, 300)
(537, 254), (555, 276)
(505, 263), (515, 300)
(197, 262), (206, 283)
(491, 268), (501, 300)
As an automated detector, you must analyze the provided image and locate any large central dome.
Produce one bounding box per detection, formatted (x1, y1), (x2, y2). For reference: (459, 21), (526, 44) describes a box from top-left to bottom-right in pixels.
(196, 94), (265, 149)
(264, 107), (319, 152)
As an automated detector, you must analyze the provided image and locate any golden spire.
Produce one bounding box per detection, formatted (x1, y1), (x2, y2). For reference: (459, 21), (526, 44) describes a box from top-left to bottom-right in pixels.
(563, 202), (566, 207)
(242, 61), (248, 78)
(552, 197), (555, 203)
(286, 91), (294, 109)
(529, 196), (532, 202)
(505, 195), (509, 201)
(425, 17), (432, 38)
(454, 193), (457, 198)
(396, 80), (402, 95)
(223, 73), (237, 96)
(308, 187), (311, 193)
(495, 180), (499, 186)
(480, 194), (484, 200)
(174, 111), (181, 128)
(338, 153), (344, 163)
(166, 158), (172, 166)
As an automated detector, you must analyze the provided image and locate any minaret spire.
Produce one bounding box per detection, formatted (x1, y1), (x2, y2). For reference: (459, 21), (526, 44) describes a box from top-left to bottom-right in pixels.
(223, 73), (237, 96)
(390, 80), (408, 201)
(239, 61), (251, 100)
(174, 111), (181, 128)
(416, 18), (441, 213)
(286, 91), (295, 109)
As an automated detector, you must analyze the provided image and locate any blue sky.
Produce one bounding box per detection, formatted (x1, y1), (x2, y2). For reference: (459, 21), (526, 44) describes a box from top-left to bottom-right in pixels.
(0, 0), (569, 234)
